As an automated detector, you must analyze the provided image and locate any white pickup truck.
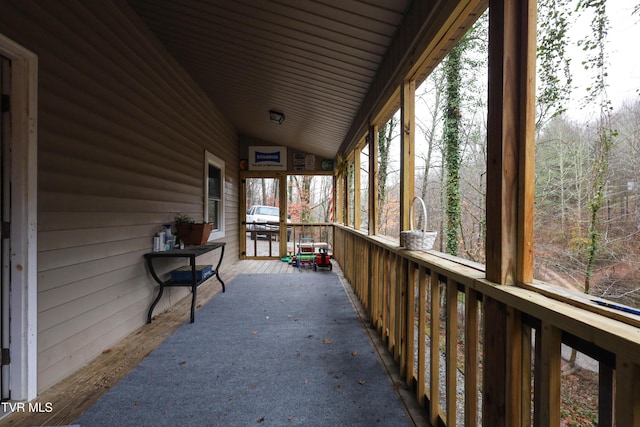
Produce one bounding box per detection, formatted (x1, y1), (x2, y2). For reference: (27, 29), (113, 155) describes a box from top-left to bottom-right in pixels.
(246, 205), (291, 240)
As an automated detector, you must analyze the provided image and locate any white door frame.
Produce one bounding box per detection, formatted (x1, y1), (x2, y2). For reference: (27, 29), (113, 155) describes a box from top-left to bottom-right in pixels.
(0, 34), (38, 402)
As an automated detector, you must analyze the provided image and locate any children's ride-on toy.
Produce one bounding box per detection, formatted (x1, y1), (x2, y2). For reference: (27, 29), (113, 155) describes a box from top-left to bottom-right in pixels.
(313, 247), (332, 271)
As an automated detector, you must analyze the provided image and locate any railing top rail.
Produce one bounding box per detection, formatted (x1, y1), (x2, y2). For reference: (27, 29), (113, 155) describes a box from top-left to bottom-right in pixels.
(336, 225), (640, 358)
(474, 278), (640, 359)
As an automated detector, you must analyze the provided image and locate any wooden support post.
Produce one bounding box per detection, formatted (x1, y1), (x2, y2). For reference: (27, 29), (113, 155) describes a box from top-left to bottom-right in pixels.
(341, 172), (347, 225)
(240, 176), (247, 259)
(354, 149), (361, 229)
(279, 175), (288, 256)
(345, 157), (352, 227)
(400, 79), (415, 232)
(515, 0), (536, 284)
(335, 173), (343, 224)
(486, 0), (536, 284)
(369, 124), (379, 235)
(484, 0), (536, 422)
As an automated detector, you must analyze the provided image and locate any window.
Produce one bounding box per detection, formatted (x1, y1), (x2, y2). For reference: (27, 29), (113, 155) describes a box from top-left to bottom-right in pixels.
(255, 206), (275, 216)
(204, 150), (225, 240)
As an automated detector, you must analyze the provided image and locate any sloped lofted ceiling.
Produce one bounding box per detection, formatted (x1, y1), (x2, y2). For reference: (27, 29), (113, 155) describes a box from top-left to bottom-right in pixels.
(127, 0), (411, 159)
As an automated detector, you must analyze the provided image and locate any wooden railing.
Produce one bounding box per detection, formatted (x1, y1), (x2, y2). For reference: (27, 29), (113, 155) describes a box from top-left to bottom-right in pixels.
(243, 222), (333, 259)
(288, 223), (333, 256)
(332, 225), (640, 427)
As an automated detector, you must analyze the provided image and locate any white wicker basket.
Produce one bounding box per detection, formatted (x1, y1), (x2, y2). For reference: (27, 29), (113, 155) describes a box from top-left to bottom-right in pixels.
(400, 197), (437, 251)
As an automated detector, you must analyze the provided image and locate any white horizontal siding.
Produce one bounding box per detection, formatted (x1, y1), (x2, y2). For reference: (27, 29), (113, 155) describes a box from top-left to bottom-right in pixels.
(0, 0), (239, 391)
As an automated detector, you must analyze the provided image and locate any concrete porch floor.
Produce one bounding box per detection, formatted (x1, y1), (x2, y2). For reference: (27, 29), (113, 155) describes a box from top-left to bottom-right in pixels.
(0, 260), (428, 426)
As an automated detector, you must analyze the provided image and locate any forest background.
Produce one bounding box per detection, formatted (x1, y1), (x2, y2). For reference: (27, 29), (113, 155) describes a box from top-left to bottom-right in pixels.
(246, 1), (640, 312)
(403, 0), (640, 310)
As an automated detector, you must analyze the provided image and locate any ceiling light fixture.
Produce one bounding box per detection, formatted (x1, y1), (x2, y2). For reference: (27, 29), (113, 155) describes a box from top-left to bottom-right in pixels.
(269, 110), (285, 125)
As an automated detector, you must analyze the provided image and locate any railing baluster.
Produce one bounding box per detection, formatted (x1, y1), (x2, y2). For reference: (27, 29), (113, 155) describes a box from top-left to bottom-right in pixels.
(389, 252), (396, 354)
(399, 257), (408, 377)
(482, 297), (507, 427)
(614, 356), (640, 426)
(382, 249), (389, 345)
(332, 226), (640, 427)
(418, 266), (427, 407)
(430, 271), (441, 426)
(599, 361), (613, 427)
(537, 321), (561, 427)
(465, 287), (479, 427)
(507, 307), (523, 426)
(367, 245), (378, 329)
(371, 245), (380, 332)
(521, 324), (532, 427)
(405, 261), (416, 386)
(394, 254), (403, 364)
(446, 278), (458, 427)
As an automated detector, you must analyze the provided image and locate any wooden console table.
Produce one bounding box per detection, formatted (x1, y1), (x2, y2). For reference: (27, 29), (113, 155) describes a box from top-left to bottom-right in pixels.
(143, 242), (226, 323)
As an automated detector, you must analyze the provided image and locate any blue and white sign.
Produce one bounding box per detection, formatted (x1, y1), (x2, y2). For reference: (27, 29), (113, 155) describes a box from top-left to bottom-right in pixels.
(249, 146), (287, 171)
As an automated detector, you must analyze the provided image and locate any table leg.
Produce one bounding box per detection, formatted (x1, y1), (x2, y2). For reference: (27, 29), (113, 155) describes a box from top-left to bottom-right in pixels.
(147, 285), (164, 323)
(213, 245), (226, 292)
(190, 284), (197, 323)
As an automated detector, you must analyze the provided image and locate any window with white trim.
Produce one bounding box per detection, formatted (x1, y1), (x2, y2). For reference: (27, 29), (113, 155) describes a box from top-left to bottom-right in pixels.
(204, 150), (225, 240)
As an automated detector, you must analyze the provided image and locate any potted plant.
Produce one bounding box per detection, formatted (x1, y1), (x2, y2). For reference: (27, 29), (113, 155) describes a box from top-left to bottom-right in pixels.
(174, 214), (213, 245)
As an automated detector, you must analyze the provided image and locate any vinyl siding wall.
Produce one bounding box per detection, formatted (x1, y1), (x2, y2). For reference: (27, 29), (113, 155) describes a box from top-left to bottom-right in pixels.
(0, 0), (239, 391)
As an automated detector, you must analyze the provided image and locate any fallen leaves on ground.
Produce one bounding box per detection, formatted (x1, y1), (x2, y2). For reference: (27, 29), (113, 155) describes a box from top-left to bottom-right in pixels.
(323, 338), (331, 344)
(560, 367), (598, 426)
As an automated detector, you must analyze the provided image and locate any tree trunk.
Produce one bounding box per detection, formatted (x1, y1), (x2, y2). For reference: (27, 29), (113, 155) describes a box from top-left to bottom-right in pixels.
(443, 41), (464, 256)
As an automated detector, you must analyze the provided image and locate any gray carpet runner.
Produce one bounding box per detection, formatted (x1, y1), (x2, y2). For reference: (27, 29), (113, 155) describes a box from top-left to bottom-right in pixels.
(76, 273), (410, 426)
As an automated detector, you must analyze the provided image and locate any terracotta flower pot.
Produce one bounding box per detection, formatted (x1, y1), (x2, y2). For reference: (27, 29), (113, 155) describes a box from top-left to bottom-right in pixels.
(175, 223), (213, 245)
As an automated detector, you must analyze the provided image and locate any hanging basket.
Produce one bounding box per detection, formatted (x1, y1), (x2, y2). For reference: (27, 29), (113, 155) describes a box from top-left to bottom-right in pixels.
(400, 197), (437, 251)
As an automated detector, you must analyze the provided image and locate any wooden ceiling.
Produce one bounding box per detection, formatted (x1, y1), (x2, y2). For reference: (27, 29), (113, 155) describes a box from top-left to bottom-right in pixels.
(127, 0), (411, 159)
